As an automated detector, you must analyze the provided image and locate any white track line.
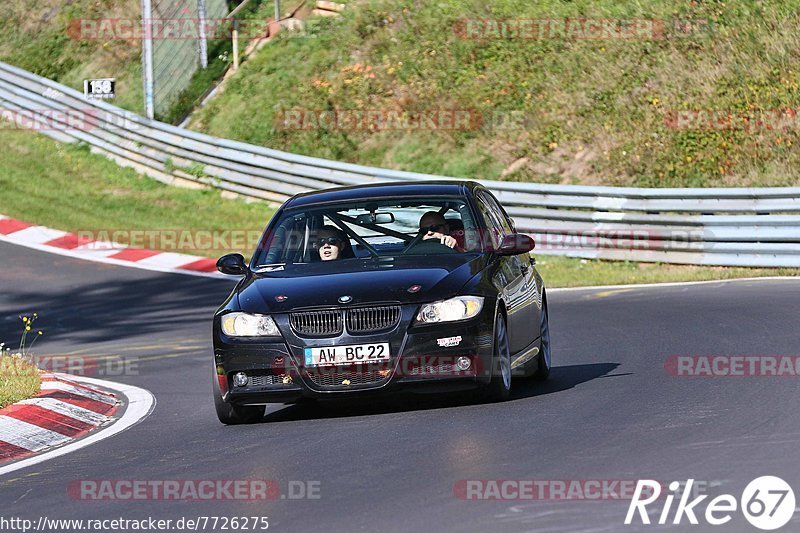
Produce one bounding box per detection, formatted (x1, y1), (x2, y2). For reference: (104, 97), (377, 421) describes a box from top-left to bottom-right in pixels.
(0, 375), (156, 476)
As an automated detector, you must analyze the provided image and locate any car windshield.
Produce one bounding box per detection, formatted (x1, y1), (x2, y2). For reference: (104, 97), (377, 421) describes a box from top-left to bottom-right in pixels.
(251, 196), (482, 267)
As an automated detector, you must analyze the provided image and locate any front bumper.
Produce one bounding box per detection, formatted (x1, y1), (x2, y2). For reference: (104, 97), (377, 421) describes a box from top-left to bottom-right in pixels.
(213, 304), (496, 405)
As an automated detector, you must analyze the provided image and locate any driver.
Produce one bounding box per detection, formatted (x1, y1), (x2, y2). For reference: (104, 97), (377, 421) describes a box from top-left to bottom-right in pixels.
(315, 226), (349, 261)
(418, 212), (458, 249)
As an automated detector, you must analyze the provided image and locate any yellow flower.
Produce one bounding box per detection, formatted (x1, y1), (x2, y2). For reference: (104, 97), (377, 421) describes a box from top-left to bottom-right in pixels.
(22, 316), (28, 322)
(25, 326), (31, 331)
(38, 331), (43, 335)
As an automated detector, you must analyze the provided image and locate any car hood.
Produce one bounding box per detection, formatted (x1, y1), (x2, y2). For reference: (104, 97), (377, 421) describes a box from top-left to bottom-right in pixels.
(236, 254), (487, 313)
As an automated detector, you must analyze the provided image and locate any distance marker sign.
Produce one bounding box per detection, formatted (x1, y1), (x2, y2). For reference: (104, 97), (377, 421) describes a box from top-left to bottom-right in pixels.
(84, 78), (115, 99)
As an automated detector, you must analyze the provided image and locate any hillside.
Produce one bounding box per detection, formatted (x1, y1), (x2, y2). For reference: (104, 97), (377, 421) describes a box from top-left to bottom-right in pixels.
(188, 0), (800, 187)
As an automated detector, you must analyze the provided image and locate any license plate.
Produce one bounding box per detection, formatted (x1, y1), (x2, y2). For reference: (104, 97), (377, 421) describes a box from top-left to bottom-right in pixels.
(304, 343), (390, 367)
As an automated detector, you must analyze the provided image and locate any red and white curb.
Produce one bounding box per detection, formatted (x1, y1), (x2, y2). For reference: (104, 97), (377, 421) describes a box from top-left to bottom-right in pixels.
(0, 373), (117, 462)
(0, 373), (155, 476)
(0, 215), (225, 279)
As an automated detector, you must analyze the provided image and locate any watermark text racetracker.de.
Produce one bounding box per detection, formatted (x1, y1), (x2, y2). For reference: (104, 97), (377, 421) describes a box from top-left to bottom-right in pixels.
(665, 355), (800, 377)
(73, 229), (263, 254)
(453, 17), (715, 40)
(0, 108), (140, 132)
(1, 354), (139, 377)
(453, 479), (712, 501)
(68, 479), (320, 501)
(68, 18), (279, 41)
(533, 229), (706, 253)
(274, 109), (534, 132)
(0, 516), (269, 532)
(664, 109), (800, 133)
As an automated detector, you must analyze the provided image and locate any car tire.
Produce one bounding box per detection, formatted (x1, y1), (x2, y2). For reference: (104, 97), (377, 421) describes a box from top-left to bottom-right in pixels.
(534, 294), (551, 381)
(482, 313), (512, 402)
(213, 370), (264, 425)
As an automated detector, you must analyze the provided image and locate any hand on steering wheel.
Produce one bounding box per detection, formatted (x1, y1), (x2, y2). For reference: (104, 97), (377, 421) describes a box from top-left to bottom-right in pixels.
(422, 232), (457, 249)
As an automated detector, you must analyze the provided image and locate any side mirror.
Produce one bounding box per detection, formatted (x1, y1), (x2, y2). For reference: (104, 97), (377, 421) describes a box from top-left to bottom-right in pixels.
(498, 233), (535, 255)
(217, 253), (248, 275)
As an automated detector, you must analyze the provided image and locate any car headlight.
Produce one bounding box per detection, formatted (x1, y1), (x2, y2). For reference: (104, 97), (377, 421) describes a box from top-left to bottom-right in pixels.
(416, 296), (484, 323)
(220, 312), (280, 337)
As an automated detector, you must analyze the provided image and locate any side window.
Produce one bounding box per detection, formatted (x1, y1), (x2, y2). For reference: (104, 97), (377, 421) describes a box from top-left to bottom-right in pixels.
(482, 192), (514, 235)
(483, 192), (531, 268)
(262, 214), (314, 264)
(475, 194), (503, 249)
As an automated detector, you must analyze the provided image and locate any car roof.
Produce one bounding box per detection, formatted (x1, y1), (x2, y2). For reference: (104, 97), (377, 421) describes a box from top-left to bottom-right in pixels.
(284, 180), (482, 209)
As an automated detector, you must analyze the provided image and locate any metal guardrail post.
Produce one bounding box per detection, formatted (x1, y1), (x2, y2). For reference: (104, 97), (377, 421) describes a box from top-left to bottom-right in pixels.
(140, 0), (155, 119)
(198, 0), (209, 69)
(275, 0), (281, 21)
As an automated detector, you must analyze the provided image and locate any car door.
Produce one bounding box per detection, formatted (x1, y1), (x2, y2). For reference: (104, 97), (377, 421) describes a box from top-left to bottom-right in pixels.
(475, 191), (531, 355)
(481, 191), (541, 352)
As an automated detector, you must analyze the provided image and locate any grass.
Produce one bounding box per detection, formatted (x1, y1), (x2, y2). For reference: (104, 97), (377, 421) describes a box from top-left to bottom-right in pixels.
(1, 128), (798, 286)
(189, 0), (800, 188)
(0, 356), (41, 409)
(0, 129), (275, 259)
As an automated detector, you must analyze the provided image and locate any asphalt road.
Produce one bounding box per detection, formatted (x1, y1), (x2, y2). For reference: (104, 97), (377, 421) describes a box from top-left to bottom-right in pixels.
(1, 240), (799, 532)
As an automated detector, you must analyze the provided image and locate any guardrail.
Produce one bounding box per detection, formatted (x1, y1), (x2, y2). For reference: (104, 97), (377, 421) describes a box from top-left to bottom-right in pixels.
(1, 60), (799, 267)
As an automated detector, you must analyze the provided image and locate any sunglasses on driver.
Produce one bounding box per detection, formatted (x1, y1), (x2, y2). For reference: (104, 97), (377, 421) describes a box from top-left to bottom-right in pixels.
(316, 237), (342, 247)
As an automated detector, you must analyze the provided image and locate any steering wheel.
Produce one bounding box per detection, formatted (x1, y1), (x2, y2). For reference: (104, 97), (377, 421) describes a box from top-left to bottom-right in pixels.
(401, 235), (456, 255)
(400, 232), (426, 255)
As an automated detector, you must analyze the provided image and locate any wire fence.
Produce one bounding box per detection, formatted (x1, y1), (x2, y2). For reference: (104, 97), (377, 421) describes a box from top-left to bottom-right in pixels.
(147, 0), (229, 117)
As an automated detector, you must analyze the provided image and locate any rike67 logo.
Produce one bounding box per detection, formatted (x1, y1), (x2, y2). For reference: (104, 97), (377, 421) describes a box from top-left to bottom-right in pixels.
(625, 477), (796, 530)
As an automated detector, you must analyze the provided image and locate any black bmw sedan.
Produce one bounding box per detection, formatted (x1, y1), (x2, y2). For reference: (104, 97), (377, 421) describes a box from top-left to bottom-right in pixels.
(212, 181), (551, 424)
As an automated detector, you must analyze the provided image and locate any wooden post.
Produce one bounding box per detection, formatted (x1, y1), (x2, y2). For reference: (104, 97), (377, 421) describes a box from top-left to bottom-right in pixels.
(232, 19), (240, 71)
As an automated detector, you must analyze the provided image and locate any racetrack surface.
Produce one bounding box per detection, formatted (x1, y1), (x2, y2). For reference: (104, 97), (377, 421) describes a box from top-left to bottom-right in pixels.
(1, 240), (799, 532)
